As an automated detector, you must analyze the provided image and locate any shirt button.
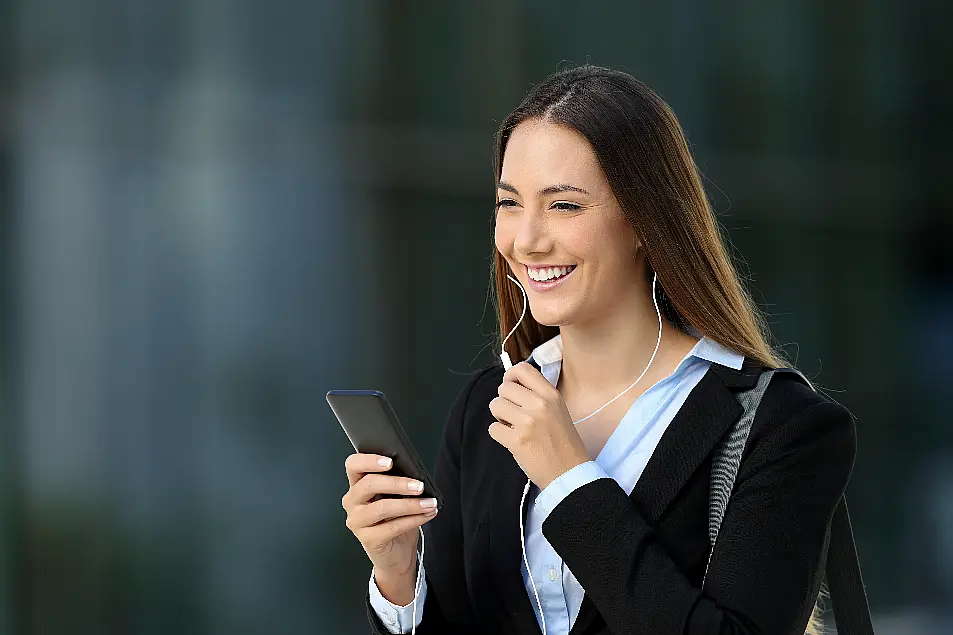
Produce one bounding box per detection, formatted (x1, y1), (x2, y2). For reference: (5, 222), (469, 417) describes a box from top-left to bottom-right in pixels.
(386, 611), (397, 625)
(547, 567), (558, 581)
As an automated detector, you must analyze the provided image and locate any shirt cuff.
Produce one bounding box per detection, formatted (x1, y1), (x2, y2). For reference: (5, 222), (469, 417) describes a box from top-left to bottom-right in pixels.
(535, 460), (609, 521)
(368, 560), (427, 634)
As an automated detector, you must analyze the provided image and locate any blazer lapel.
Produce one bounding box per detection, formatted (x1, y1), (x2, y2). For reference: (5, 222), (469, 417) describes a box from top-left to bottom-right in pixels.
(629, 356), (761, 523)
(568, 356), (763, 634)
(484, 356), (763, 635)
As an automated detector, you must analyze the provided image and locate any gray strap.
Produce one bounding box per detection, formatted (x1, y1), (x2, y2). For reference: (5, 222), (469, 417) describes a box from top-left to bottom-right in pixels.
(703, 367), (874, 634)
(703, 368), (780, 584)
(706, 369), (775, 547)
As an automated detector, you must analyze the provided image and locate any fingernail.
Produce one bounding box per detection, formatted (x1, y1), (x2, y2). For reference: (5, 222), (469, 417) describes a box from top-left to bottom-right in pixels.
(420, 498), (437, 509)
(378, 457), (392, 468)
(408, 480), (424, 492)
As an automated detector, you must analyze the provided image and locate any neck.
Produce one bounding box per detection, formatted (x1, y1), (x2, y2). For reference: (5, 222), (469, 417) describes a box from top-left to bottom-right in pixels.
(558, 285), (697, 398)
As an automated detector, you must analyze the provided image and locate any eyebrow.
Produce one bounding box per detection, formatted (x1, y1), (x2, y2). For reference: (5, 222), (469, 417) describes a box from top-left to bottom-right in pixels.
(496, 181), (590, 197)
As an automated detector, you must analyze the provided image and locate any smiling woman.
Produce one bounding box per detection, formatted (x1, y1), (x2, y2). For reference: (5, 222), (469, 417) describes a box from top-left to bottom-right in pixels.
(490, 68), (782, 375)
(352, 64), (862, 635)
(494, 119), (653, 331)
(488, 65), (830, 635)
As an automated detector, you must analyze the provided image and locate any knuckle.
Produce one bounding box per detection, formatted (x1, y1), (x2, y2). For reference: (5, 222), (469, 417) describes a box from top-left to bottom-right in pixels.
(361, 474), (379, 494)
(364, 501), (379, 524)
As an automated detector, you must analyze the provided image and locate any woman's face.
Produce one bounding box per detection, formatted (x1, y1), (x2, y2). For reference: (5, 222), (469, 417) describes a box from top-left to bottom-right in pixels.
(495, 119), (641, 327)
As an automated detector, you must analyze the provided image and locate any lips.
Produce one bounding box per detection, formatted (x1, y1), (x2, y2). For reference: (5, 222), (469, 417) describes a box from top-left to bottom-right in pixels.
(524, 264), (577, 292)
(526, 264), (577, 282)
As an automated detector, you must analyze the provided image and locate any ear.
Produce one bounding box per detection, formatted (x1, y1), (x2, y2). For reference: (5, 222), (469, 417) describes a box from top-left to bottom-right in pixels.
(628, 224), (643, 252)
(630, 233), (643, 258)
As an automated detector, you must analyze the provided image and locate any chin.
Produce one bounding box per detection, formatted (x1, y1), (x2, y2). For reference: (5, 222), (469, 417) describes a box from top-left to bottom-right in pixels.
(529, 306), (573, 328)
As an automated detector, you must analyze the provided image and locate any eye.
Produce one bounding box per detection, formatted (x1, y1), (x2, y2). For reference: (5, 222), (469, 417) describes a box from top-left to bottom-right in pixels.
(495, 198), (519, 209)
(552, 201), (581, 211)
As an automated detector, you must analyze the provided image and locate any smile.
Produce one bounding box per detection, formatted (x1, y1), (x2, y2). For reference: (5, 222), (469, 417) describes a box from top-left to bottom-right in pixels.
(526, 264), (576, 281)
(524, 264), (577, 292)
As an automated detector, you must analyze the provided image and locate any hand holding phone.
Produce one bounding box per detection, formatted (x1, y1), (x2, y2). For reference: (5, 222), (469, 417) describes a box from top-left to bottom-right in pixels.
(329, 390), (444, 589)
(341, 452), (438, 592)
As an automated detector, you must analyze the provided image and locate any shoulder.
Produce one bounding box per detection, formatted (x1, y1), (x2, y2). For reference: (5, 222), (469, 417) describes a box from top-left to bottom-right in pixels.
(442, 361), (504, 429)
(744, 365), (857, 476)
(449, 361), (504, 408)
(757, 368), (833, 417)
(756, 367), (855, 427)
(433, 362), (505, 458)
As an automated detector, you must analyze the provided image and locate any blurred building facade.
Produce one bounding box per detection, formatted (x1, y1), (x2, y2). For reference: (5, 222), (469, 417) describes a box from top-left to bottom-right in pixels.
(0, 1), (950, 633)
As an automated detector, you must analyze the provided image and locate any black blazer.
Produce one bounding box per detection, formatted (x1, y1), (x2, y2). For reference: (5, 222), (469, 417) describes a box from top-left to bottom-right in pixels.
(364, 355), (857, 635)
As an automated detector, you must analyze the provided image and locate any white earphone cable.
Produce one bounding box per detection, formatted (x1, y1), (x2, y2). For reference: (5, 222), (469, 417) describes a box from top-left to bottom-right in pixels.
(520, 479), (546, 635)
(411, 525), (424, 635)
(500, 273), (528, 371)
(501, 271), (662, 424)
(570, 273), (662, 425)
(501, 269), (663, 635)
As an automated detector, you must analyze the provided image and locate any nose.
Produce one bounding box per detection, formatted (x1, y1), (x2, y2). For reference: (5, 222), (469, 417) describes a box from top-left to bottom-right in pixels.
(512, 211), (553, 257)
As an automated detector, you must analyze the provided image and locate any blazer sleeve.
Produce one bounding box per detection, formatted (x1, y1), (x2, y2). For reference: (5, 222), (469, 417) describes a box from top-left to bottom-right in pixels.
(364, 366), (494, 635)
(540, 398), (858, 635)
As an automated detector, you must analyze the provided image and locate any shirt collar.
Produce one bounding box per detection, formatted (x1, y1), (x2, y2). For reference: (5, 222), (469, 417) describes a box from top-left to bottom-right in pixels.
(526, 325), (744, 371)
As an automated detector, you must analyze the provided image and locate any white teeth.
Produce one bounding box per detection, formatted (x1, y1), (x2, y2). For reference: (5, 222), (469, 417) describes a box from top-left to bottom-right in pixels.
(528, 265), (575, 281)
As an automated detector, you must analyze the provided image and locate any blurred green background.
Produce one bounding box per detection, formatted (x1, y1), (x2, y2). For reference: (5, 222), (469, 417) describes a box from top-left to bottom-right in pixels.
(0, 1), (951, 633)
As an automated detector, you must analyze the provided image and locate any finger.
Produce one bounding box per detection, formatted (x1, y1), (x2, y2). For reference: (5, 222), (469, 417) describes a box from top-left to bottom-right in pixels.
(489, 396), (529, 429)
(488, 420), (515, 448)
(343, 472), (425, 511)
(345, 453), (394, 487)
(353, 496), (439, 528)
(356, 473), (426, 504)
(497, 379), (541, 411)
(504, 361), (554, 395)
(360, 508), (438, 545)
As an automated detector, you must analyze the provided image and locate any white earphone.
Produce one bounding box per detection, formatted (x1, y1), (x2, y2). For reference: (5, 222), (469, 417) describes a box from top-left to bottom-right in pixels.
(407, 269), (662, 635)
(411, 525), (424, 634)
(501, 269), (663, 635)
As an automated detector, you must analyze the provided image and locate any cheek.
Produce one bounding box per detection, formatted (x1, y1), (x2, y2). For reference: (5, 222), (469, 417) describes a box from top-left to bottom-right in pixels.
(566, 216), (609, 261)
(575, 217), (634, 279)
(494, 215), (513, 254)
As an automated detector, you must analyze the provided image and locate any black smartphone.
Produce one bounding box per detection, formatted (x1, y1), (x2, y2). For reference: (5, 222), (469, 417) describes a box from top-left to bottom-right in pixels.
(326, 389), (444, 509)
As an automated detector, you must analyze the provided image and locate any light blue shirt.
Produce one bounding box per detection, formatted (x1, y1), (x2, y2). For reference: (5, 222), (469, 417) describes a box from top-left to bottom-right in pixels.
(369, 330), (744, 634)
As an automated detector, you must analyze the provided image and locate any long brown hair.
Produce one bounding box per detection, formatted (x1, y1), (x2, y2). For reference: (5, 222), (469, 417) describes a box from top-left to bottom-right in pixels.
(490, 64), (829, 634)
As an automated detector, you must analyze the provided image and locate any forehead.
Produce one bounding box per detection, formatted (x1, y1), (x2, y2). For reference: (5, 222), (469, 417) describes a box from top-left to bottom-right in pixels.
(501, 120), (605, 189)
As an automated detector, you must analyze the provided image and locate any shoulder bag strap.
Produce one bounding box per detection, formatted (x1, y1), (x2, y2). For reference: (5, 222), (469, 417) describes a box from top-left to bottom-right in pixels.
(705, 367), (875, 634)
